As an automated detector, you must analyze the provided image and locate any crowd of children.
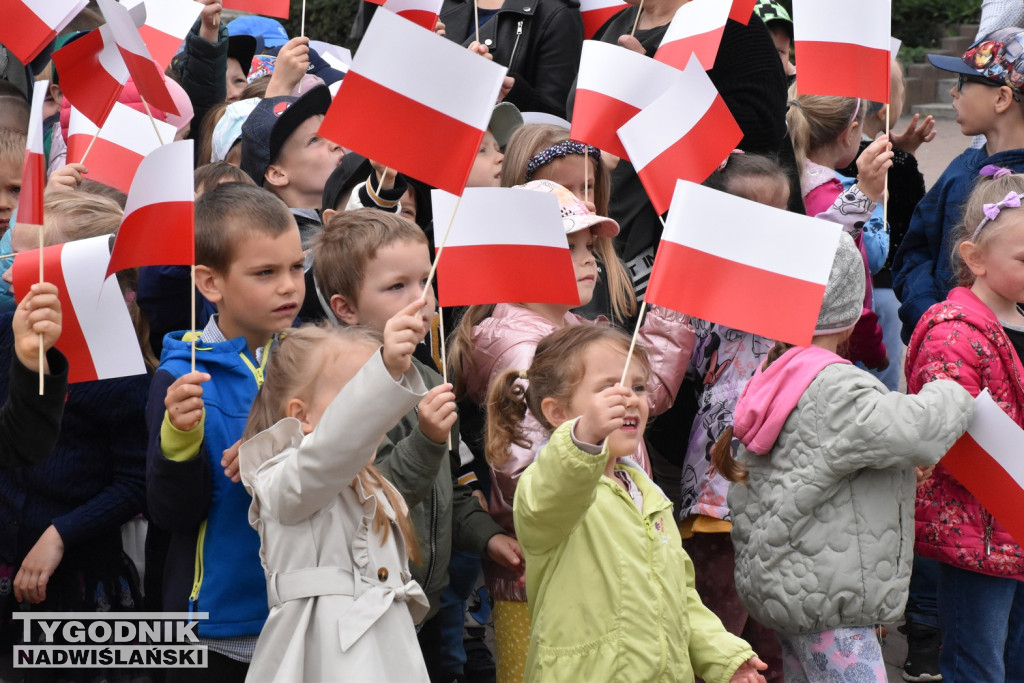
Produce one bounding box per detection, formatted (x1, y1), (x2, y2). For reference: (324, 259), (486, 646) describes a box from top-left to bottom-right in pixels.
(0, 1), (1022, 682)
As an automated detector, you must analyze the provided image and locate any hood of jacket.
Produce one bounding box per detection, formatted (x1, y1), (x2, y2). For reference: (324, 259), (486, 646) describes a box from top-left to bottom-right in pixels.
(733, 345), (851, 455)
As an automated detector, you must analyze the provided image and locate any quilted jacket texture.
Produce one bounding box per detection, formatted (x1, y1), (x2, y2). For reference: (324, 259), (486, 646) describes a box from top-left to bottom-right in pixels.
(728, 347), (973, 634)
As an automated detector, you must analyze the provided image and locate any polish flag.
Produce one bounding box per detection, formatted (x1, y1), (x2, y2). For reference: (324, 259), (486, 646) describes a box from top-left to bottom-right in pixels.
(654, 0), (728, 70)
(97, 0), (179, 115)
(51, 26), (129, 127)
(12, 236), (147, 383)
(943, 390), (1024, 547)
(320, 10), (506, 195)
(617, 53), (742, 215)
(17, 81), (47, 228)
(431, 188), (579, 307)
(66, 103), (176, 194)
(106, 140), (194, 278)
(728, 0), (756, 24)
(221, 0), (290, 19)
(0, 0), (87, 64)
(120, 0), (205, 71)
(646, 180), (841, 346)
(571, 40), (682, 161)
(579, 0), (628, 39)
(793, 0), (891, 102)
(382, 0), (443, 30)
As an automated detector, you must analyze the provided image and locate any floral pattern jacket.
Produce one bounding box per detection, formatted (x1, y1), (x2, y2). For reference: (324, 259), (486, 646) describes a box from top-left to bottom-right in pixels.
(905, 286), (1024, 578)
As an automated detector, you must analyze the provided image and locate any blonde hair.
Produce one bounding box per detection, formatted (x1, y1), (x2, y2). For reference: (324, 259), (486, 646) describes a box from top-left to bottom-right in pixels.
(0, 128), (25, 169)
(242, 323), (421, 564)
(484, 325), (649, 467)
(500, 124), (636, 321)
(951, 172), (1024, 286)
(786, 85), (865, 169)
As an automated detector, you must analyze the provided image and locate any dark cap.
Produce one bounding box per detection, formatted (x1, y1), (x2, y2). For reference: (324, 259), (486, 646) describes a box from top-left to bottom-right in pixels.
(322, 152), (371, 212)
(928, 27), (1024, 93)
(240, 84), (332, 186)
(227, 34), (258, 73)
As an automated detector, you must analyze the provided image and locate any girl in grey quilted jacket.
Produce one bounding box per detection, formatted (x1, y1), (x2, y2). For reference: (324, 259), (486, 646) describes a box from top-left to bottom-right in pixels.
(712, 232), (974, 682)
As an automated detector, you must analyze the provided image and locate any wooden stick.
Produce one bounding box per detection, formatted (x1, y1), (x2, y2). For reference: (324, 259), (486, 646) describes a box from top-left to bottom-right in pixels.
(190, 264), (196, 373)
(422, 194), (462, 297)
(78, 129), (101, 166)
(584, 151), (589, 206)
(619, 299), (648, 386)
(474, 0), (481, 45)
(301, 0), (307, 37)
(376, 166), (389, 199)
(37, 224), (44, 395)
(139, 96), (165, 145)
(438, 306), (453, 450)
(883, 98), (890, 235)
(630, 0), (644, 38)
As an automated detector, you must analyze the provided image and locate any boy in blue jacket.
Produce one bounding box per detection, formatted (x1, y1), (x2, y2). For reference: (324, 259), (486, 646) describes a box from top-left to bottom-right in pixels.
(894, 28), (1024, 342)
(146, 183), (305, 682)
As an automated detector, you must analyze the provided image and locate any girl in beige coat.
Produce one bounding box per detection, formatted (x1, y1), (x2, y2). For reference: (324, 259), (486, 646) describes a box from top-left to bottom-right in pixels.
(238, 302), (439, 682)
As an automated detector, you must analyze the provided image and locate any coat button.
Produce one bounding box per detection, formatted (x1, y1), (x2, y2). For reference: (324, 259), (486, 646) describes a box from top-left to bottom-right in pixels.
(377, 567), (389, 582)
(484, 39), (493, 46)
(524, 5), (531, 9)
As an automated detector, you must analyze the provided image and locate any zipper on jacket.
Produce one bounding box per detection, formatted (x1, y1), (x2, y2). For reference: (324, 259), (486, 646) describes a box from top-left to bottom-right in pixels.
(239, 339), (274, 388)
(896, 503), (903, 566)
(508, 20), (523, 70)
(423, 484), (439, 591)
(985, 517), (993, 556)
(188, 520), (208, 614)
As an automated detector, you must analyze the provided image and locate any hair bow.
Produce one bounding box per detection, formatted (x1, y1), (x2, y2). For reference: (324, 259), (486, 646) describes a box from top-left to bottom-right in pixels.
(971, 191), (1023, 241)
(980, 164), (1014, 179)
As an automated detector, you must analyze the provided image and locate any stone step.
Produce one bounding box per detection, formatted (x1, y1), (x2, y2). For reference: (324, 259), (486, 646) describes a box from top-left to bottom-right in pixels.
(912, 102), (957, 120)
(960, 23), (980, 40)
(935, 77), (957, 102)
(941, 34), (972, 55)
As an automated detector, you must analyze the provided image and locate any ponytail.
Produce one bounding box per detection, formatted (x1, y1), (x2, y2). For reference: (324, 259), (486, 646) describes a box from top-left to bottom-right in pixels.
(448, 304), (497, 399)
(761, 340), (795, 371)
(710, 426), (747, 484)
(485, 369), (532, 467)
(358, 465), (422, 566)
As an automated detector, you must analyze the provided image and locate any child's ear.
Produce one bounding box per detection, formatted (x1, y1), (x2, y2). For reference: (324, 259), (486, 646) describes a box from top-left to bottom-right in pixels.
(322, 208), (338, 225)
(995, 86), (1018, 114)
(194, 265), (224, 304)
(285, 398), (314, 434)
(540, 397), (571, 429)
(330, 293), (360, 326)
(265, 163), (288, 189)
(960, 240), (987, 278)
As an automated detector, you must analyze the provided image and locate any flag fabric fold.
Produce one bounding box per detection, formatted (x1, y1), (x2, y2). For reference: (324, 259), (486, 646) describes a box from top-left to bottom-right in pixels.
(106, 140), (194, 278)
(654, 0), (729, 70)
(381, 0), (444, 31)
(728, 0), (757, 24)
(66, 102), (176, 194)
(616, 53), (742, 214)
(97, 0), (179, 115)
(51, 25), (129, 127)
(18, 80), (47, 228)
(221, 0), (290, 19)
(571, 40), (683, 161)
(121, 0), (205, 71)
(645, 180), (842, 346)
(0, 0), (87, 64)
(12, 235), (147, 383)
(579, 0), (628, 39)
(320, 10), (507, 195)
(792, 0), (891, 102)
(431, 188), (580, 307)
(943, 389), (1024, 547)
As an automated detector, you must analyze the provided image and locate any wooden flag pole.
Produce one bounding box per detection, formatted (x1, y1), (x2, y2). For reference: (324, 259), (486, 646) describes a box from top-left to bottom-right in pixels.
(474, 0), (481, 45)
(79, 129), (102, 166)
(191, 265), (197, 373)
(438, 306), (453, 450)
(139, 96), (166, 145)
(37, 224), (44, 394)
(422, 194), (463, 297)
(301, 0), (307, 37)
(619, 299), (648, 386)
(583, 151), (589, 206)
(883, 98), (890, 234)
(630, 0), (644, 38)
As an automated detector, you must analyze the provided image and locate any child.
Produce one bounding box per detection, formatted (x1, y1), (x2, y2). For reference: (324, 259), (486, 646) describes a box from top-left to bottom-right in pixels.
(238, 313), (435, 682)
(146, 183), (305, 682)
(905, 172), (1024, 681)
(310, 209), (520, 680)
(495, 325), (765, 682)
(715, 232), (974, 682)
(895, 28), (1024, 342)
(787, 89), (893, 369)
(448, 179), (693, 682)
(0, 128), (24, 231)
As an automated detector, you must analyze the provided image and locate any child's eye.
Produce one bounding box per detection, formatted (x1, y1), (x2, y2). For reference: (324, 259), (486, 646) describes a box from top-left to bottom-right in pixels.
(632, 384), (647, 394)
(388, 282), (405, 291)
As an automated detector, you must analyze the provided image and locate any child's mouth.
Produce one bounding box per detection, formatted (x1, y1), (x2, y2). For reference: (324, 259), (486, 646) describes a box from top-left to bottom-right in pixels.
(274, 302), (298, 314)
(622, 416), (639, 431)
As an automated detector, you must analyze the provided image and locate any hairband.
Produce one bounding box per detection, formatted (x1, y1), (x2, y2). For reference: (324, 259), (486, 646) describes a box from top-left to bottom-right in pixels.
(525, 141), (601, 181)
(849, 97), (861, 125)
(717, 148), (745, 172)
(980, 164), (1014, 179)
(971, 191), (1022, 241)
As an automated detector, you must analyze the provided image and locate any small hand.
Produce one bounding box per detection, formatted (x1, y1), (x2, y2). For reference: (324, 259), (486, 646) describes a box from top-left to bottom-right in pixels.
(416, 383), (457, 444)
(854, 134), (894, 203)
(468, 41), (492, 60)
(575, 385), (631, 446)
(382, 299), (428, 378)
(164, 371), (210, 432)
(889, 113), (936, 155)
(433, 19), (446, 37)
(498, 76), (514, 103)
(486, 534), (523, 575)
(471, 489), (489, 512)
(14, 526), (64, 604)
(221, 439), (242, 483)
(368, 160), (398, 193)
(198, 0), (222, 44)
(729, 656), (768, 683)
(13, 283), (61, 373)
(266, 37), (310, 97)
(915, 465), (935, 486)
(617, 34), (646, 55)
(47, 163), (87, 192)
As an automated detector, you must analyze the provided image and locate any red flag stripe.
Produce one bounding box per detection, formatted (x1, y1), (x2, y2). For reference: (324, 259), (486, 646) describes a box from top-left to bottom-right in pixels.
(2, 3), (56, 64)
(645, 241), (825, 346)
(107, 202), (194, 275)
(728, 0), (756, 24)
(66, 134), (146, 194)
(324, 71), (486, 195)
(795, 41), (890, 102)
(139, 26), (187, 71)
(19, 152), (46, 226)
(569, 89), (637, 160)
(118, 48), (179, 115)
(654, 28), (724, 71)
(943, 432), (1024, 547)
(395, 9), (439, 29)
(437, 244), (581, 307)
(581, 4), (626, 39)
(221, 0), (290, 18)
(50, 29), (127, 127)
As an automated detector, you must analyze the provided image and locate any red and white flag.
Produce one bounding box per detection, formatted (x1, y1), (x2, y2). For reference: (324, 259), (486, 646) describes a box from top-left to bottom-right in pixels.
(222, 0), (290, 19)
(97, 0), (179, 115)
(0, 0), (87, 64)
(382, 0), (443, 30)
(617, 54), (741, 215)
(431, 188), (579, 307)
(107, 140), (194, 278)
(793, 0), (891, 102)
(12, 236), (146, 383)
(943, 390), (1024, 547)
(17, 80), (47, 228)
(728, 0), (756, 24)
(51, 26), (129, 127)
(646, 180), (841, 346)
(579, 0), (628, 39)
(67, 102), (175, 194)
(654, 0), (728, 70)
(320, 10), (506, 195)
(571, 40), (682, 161)
(121, 0), (205, 71)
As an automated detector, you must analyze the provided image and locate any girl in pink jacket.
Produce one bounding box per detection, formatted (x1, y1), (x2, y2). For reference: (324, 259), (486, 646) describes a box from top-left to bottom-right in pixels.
(906, 171), (1024, 681)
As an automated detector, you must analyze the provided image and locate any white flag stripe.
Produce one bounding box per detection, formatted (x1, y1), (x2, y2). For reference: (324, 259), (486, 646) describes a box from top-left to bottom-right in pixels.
(793, 0), (890, 51)
(69, 103), (176, 156)
(431, 188), (568, 249)
(616, 54), (715, 170)
(576, 41), (681, 108)
(25, 0), (88, 29)
(62, 236), (146, 379)
(891, 36), (902, 56)
(123, 141), (194, 213)
(663, 0), (728, 43)
(128, 0), (203, 37)
(26, 82), (47, 155)
(579, 0), (627, 10)
(664, 180), (842, 284)
(353, 10), (506, 130)
(98, 0), (149, 57)
(966, 390), (1024, 486)
(383, 0), (443, 15)
(97, 25), (131, 84)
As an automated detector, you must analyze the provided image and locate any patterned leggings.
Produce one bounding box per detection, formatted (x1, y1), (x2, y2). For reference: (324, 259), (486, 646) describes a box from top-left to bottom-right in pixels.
(776, 626), (887, 683)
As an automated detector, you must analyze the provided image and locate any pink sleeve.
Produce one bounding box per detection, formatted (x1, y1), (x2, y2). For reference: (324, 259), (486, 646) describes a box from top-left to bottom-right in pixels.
(804, 179), (843, 216)
(636, 305), (695, 416)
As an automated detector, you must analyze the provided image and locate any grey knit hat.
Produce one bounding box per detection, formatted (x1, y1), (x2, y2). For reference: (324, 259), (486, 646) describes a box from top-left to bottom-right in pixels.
(815, 232), (865, 335)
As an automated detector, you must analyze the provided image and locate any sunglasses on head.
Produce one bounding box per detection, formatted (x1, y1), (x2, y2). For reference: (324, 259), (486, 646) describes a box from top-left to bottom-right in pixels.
(957, 73), (1023, 101)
